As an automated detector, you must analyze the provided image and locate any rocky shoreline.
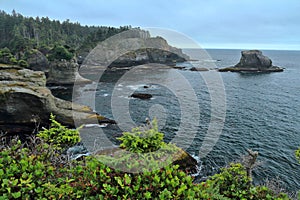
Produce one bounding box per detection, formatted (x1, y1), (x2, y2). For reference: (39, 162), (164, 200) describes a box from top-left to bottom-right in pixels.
(0, 64), (114, 134)
(0, 30), (190, 135)
(80, 29), (189, 70)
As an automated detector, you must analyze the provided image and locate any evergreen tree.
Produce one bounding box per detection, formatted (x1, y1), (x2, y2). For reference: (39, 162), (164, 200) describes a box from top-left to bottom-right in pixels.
(0, 10), (130, 58)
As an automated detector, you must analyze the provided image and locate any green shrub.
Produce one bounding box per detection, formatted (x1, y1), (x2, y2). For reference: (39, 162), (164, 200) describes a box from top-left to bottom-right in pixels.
(0, 47), (18, 65)
(37, 113), (80, 150)
(9, 57), (18, 64)
(0, 116), (292, 199)
(0, 138), (64, 199)
(118, 118), (164, 153)
(67, 158), (218, 199)
(99, 118), (181, 172)
(18, 59), (29, 67)
(47, 45), (74, 61)
(202, 163), (290, 200)
(0, 47), (12, 55)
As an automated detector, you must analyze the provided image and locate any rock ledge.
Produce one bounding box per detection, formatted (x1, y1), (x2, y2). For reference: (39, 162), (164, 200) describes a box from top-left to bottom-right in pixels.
(0, 64), (114, 134)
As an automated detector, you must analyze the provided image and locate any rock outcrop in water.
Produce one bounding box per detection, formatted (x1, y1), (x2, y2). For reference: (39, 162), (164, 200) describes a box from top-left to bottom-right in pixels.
(19, 49), (91, 86)
(219, 50), (284, 72)
(190, 67), (209, 71)
(81, 29), (189, 70)
(109, 48), (187, 67)
(130, 93), (153, 100)
(0, 64), (114, 134)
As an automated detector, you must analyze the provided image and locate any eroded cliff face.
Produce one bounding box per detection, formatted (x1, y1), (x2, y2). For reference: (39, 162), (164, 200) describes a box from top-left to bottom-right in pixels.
(109, 48), (187, 68)
(47, 59), (92, 85)
(0, 64), (112, 134)
(81, 29), (189, 69)
(25, 49), (49, 72)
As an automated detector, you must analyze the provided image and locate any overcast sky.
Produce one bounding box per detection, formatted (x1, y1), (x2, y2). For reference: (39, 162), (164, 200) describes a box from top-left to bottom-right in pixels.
(1, 0), (300, 50)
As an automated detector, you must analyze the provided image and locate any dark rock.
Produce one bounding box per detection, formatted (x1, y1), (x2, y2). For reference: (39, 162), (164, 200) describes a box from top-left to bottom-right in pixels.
(172, 148), (198, 174)
(172, 66), (186, 70)
(236, 50), (272, 69)
(143, 85), (149, 89)
(190, 67), (209, 71)
(0, 64), (113, 134)
(25, 49), (49, 71)
(219, 50), (284, 72)
(130, 93), (152, 100)
(109, 48), (187, 68)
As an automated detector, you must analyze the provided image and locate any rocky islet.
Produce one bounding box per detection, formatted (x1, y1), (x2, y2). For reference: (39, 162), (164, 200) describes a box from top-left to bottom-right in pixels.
(219, 50), (284, 72)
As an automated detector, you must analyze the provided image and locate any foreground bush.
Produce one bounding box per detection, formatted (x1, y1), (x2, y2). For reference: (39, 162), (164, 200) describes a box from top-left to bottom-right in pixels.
(37, 113), (80, 150)
(0, 116), (291, 199)
(201, 163), (289, 200)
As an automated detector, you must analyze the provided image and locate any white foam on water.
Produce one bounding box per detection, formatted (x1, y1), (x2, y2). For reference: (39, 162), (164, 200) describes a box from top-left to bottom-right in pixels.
(84, 124), (108, 128)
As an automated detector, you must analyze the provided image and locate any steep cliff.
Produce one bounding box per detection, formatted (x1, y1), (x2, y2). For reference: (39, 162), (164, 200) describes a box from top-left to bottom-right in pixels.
(47, 59), (92, 85)
(81, 29), (189, 69)
(0, 64), (113, 134)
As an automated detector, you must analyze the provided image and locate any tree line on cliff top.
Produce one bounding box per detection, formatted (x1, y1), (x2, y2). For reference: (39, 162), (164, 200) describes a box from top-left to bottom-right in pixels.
(0, 10), (130, 62)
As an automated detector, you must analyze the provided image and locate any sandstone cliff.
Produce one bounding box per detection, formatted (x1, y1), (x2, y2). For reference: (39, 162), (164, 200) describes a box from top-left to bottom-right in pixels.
(47, 59), (92, 85)
(0, 64), (113, 134)
(81, 29), (189, 69)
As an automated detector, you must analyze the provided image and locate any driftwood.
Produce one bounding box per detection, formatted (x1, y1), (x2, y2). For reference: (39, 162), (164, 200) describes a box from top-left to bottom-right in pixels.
(242, 149), (259, 179)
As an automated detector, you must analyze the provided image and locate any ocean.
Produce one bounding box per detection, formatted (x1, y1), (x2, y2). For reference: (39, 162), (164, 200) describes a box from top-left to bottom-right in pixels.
(59, 49), (300, 193)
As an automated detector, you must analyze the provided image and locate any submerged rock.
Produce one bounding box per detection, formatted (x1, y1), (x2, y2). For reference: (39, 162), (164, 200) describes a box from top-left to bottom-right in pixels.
(219, 50), (284, 72)
(0, 64), (114, 134)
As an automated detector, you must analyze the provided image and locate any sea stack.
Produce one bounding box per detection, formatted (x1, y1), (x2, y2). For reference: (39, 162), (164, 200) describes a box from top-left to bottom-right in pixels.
(219, 50), (284, 72)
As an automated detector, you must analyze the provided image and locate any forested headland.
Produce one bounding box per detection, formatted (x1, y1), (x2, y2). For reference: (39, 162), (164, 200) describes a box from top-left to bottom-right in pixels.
(0, 10), (130, 66)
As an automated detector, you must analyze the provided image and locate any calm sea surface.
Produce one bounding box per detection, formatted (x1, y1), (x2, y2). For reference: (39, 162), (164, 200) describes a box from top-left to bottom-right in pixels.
(66, 49), (300, 193)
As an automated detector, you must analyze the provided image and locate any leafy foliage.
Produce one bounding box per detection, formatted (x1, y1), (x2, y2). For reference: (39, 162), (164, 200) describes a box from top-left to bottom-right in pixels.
(0, 116), (292, 199)
(118, 118), (164, 153)
(47, 45), (74, 61)
(0, 138), (62, 199)
(0, 47), (18, 65)
(17, 59), (29, 67)
(37, 113), (80, 150)
(202, 163), (289, 200)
